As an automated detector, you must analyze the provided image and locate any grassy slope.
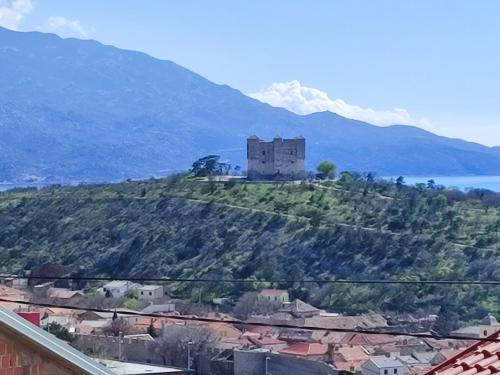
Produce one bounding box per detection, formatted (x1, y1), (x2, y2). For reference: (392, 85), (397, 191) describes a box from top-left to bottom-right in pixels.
(0, 176), (498, 319)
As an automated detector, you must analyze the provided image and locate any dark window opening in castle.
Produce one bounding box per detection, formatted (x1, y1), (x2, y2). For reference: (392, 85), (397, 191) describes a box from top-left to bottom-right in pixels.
(247, 136), (306, 180)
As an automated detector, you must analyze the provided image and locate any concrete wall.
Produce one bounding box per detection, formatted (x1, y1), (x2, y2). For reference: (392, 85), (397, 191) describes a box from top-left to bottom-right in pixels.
(73, 334), (162, 364)
(234, 350), (337, 375)
(138, 286), (164, 302)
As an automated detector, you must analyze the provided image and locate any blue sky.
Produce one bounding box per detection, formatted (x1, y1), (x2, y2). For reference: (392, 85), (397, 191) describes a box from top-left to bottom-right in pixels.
(2, 0), (499, 146)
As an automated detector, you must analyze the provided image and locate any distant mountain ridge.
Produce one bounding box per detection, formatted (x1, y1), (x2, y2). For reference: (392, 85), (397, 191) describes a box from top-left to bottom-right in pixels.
(1, 27), (499, 184)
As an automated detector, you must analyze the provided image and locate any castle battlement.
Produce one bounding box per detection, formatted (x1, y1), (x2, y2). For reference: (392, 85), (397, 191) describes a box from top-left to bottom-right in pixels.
(247, 136), (305, 180)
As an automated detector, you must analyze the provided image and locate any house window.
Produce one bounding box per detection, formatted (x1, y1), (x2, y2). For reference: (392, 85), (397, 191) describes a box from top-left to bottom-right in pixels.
(141, 291), (144, 295)
(484, 330), (488, 336)
(262, 151), (265, 155)
(394, 369), (398, 374)
(384, 370), (388, 375)
(149, 292), (152, 296)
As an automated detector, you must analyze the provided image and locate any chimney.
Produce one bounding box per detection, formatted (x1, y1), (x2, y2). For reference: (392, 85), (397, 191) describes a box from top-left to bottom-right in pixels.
(17, 311), (41, 327)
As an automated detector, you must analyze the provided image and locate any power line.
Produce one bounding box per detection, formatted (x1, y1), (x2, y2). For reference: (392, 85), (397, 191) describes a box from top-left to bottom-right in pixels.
(3, 275), (500, 285)
(2, 298), (498, 343)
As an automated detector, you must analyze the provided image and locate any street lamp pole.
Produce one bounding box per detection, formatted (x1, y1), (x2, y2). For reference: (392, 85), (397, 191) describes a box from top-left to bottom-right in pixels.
(265, 356), (270, 375)
(187, 341), (194, 370)
(118, 331), (123, 361)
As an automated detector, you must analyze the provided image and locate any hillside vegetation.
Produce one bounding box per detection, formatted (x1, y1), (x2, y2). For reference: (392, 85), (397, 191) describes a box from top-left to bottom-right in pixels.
(0, 176), (499, 321)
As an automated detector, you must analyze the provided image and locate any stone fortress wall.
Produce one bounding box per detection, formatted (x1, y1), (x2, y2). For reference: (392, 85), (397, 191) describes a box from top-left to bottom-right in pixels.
(247, 136), (305, 180)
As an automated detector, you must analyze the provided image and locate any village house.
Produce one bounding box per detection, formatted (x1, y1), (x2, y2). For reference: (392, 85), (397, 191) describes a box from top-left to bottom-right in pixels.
(208, 322), (242, 341)
(258, 289), (289, 304)
(100, 281), (142, 298)
(361, 357), (410, 375)
(279, 342), (330, 361)
(141, 302), (176, 315)
(0, 285), (31, 302)
(40, 307), (79, 332)
(332, 345), (370, 372)
(278, 299), (323, 318)
(248, 335), (288, 351)
(48, 287), (85, 302)
(450, 313), (500, 339)
(137, 285), (165, 303)
(0, 275), (29, 289)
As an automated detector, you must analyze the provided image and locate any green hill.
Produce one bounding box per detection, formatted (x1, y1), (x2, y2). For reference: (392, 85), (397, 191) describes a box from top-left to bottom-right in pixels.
(0, 175), (499, 321)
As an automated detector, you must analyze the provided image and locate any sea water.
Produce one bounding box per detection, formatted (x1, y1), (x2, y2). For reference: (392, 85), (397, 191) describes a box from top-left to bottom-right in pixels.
(401, 176), (500, 192)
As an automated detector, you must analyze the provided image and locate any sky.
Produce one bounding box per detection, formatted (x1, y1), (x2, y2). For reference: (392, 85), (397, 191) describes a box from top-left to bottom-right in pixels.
(1, 0), (499, 147)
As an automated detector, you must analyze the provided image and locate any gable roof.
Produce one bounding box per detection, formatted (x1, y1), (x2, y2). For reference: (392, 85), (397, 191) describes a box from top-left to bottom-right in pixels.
(367, 357), (406, 368)
(279, 342), (329, 356)
(48, 288), (84, 299)
(141, 304), (176, 314)
(341, 332), (395, 346)
(0, 285), (29, 298)
(0, 305), (113, 374)
(279, 299), (320, 315)
(425, 329), (500, 375)
(481, 314), (499, 326)
(337, 346), (369, 361)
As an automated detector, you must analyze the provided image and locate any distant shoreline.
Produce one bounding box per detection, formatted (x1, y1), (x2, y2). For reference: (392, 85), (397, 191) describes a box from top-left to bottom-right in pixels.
(390, 175), (500, 192)
(2, 175), (500, 193)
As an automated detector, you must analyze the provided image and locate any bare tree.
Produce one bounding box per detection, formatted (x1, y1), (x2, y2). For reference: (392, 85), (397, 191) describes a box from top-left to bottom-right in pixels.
(149, 325), (216, 369)
(233, 292), (280, 320)
(104, 316), (133, 337)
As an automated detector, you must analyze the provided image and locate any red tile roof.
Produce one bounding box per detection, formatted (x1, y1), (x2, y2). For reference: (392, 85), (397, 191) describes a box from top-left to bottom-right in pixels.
(341, 332), (395, 346)
(246, 325), (276, 336)
(425, 330), (500, 375)
(279, 342), (329, 356)
(336, 346), (369, 361)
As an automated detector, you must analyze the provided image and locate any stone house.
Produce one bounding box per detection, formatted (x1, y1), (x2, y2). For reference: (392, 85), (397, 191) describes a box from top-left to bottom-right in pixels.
(137, 285), (164, 303)
(450, 313), (500, 339)
(257, 289), (289, 304)
(100, 281), (141, 299)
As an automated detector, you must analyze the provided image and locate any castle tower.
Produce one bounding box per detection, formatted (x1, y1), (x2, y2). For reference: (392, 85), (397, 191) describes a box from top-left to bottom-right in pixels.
(247, 136), (305, 180)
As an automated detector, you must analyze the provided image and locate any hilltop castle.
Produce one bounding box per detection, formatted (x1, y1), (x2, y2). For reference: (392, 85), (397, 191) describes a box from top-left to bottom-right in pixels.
(247, 136), (306, 180)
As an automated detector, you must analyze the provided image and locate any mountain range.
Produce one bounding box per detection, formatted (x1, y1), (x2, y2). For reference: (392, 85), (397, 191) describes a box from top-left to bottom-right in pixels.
(1, 26), (500, 185)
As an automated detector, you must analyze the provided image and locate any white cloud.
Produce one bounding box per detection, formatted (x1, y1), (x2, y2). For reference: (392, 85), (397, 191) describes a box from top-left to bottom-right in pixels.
(0, 0), (33, 30)
(248, 80), (430, 127)
(42, 16), (90, 38)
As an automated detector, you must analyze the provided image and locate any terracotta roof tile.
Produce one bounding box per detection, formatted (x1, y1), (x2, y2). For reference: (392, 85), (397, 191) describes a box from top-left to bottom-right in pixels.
(425, 330), (500, 375)
(341, 332), (395, 346)
(279, 342), (329, 356)
(336, 346), (369, 361)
